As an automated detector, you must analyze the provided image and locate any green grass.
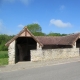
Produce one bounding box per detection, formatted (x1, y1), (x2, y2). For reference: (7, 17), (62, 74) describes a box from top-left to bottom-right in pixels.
(0, 51), (8, 58)
(0, 51), (8, 65)
(0, 58), (8, 65)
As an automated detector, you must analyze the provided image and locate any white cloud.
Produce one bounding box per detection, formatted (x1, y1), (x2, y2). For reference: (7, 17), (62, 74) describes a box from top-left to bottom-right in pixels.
(50, 19), (72, 28)
(60, 5), (65, 10)
(18, 24), (24, 28)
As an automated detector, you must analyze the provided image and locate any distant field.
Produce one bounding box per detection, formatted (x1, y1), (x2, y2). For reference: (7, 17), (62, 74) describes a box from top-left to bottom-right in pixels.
(0, 51), (8, 65)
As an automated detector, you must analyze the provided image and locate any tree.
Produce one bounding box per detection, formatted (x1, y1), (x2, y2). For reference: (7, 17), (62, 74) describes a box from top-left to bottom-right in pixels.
(26, 23), (42, 33)
(0, 34), (14, 51)
(26, 23), (46, 36)
(32, 32), (46, 36)
(47, 32), (67, 36)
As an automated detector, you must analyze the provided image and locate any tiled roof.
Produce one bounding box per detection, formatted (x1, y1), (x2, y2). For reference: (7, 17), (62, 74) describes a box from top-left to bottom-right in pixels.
(36, 33), (80, 45)
(5, 27), (80, 46)
(5, 27), (43, 47)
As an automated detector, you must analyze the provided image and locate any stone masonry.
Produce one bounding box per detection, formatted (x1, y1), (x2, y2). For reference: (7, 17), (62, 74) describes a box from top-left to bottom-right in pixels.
(31, 48), (79, 61)
(8, 41), (80, 64)
(8, 40), (15, 65)
(31, 42), (79, 61)
(37, 43), (42, 49)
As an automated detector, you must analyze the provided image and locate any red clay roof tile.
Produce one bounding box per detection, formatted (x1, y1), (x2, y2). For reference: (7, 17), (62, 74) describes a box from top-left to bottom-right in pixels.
(36, 33), (80, 45)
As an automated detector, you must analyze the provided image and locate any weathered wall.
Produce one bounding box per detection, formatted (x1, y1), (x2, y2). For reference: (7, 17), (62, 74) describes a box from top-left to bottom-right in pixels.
(31, 48), (79, 61)
(8, 40), (15, 65)
(8, 40), (80, 64)
(37, 43), (42, 49)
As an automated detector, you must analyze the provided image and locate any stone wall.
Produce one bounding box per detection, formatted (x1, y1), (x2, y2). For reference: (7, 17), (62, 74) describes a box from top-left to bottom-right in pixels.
(31, 48), (79, 61)
(37, 43), (42, 49)
(8, 40), (15, 65)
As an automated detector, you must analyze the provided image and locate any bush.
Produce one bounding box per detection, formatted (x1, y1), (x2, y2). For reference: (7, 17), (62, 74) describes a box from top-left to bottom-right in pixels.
(0, 51), (8, 58)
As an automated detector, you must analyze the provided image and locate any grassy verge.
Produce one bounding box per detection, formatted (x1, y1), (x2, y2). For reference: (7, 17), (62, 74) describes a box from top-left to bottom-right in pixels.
(0, 58), (8, 66)
(0, 51), (8, 65)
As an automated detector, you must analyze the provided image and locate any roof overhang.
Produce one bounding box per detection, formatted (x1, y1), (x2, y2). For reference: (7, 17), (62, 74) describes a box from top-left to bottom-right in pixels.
(5, 27), (43, 47)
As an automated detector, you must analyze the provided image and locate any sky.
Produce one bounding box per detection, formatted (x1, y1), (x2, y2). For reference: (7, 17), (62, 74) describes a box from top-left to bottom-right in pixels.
(0, 0), (80, 35)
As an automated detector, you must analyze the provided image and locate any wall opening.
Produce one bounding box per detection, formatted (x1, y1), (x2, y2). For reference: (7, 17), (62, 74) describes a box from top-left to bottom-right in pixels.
(42, 45), (72, 49)
(15, 37), (37, 63)
(76, 39), (80, 56)
(76, 39), (80, 48)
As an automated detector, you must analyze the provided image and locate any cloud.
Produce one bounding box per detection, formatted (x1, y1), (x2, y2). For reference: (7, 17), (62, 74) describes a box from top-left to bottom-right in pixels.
(60, 5), (65, 10)
(50, 19), (72, 28)
(18, 24), (24, 28)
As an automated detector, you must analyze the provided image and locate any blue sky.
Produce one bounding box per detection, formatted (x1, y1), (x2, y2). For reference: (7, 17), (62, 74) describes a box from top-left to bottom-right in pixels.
(0, 0), (80, 35)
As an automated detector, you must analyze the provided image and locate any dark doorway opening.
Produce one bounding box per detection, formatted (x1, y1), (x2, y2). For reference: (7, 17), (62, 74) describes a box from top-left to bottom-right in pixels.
(76, 39), (80, 56)
(15, 37), (37, 63)
(76, 39), (80, 48)
(42, 45), (72, 49)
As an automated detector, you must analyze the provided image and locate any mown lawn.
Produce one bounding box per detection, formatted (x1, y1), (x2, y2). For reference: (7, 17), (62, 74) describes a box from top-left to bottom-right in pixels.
(0, 51), (8, 65)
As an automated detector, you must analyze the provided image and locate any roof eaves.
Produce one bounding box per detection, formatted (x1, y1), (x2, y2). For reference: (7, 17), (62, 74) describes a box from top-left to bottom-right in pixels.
(5, 27), (43, 47)
(5, 28), (25, 46)
(26, 28), (43, 47)
(70, 33), (80, 46)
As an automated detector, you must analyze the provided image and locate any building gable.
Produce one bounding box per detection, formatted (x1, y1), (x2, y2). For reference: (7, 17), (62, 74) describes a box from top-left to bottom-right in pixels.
(5, 27), (43, 47)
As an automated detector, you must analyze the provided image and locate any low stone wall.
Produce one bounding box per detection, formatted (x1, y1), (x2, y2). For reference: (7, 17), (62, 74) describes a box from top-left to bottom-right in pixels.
(8, 40), (15, 64)
(31, 48), (79, 61)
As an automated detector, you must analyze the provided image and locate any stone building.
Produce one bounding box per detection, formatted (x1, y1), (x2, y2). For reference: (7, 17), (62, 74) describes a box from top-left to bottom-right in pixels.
(5, 27), (80, 65)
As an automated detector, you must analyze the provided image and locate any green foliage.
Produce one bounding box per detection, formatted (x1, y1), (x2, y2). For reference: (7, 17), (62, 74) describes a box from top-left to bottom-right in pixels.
(0, 34), (14, 51)
(0, 51), (8, 65)
(26, 23), (46, 36)
(26, 23), (67, 36)
(0, 23), (68, 51)
(0, 58), (8, 65)
(0, 51), (8, 58)
(61, 34), (67, 36)
(33, 32), (46, 36)
(26, 23), (42, 33)
(47, 32), (67, 36)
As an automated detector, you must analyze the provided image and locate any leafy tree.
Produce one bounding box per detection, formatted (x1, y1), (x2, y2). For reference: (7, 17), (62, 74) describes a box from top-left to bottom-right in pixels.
(61, 34), (67, 36)
(26, 23), (42, 33)
(47, 32), (67, 36)
(0, 34), (14, 51)
(33, 32), (46, 36)
(26, 23), (46, 36)
(0, 23), (69, 51)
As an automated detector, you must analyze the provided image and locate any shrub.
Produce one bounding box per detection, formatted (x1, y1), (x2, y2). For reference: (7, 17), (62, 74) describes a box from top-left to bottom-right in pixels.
(0, 51), (8, 58)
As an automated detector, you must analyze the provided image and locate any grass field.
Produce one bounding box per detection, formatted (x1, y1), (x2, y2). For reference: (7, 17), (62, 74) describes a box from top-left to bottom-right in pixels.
(0, 51), (8, 65)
